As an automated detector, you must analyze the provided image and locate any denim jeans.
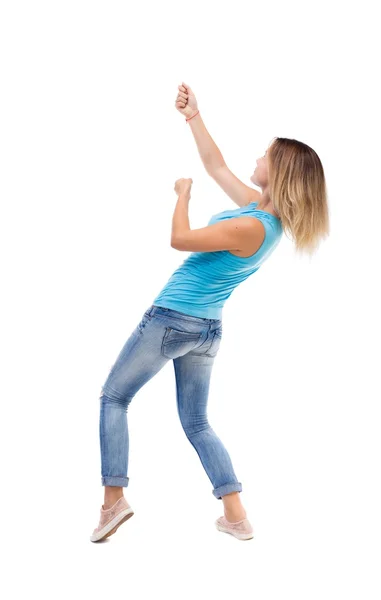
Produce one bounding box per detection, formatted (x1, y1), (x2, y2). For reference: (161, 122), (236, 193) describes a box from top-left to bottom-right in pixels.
(99, 304), (243, 500)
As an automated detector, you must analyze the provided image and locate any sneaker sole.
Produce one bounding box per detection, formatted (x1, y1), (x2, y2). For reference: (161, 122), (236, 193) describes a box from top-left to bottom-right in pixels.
(90, 508), (134, 542)
(215, 520), (254, 541)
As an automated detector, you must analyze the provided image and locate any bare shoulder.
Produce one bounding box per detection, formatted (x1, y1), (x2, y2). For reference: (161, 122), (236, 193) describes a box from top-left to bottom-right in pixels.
(228, 216), (266, 258)
(235, 216), (266, 232)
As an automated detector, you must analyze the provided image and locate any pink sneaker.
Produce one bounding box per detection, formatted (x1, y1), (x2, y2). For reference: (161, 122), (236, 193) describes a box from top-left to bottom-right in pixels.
(90, 496), (134, 542)
(215, 515), (254, 541)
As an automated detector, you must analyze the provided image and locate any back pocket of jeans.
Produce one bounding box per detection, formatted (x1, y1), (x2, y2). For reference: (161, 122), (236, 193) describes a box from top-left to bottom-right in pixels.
(161, 326), (202, 359)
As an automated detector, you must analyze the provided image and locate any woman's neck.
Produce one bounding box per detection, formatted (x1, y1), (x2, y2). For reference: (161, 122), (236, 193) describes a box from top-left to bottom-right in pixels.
(256, 194), (278, 217)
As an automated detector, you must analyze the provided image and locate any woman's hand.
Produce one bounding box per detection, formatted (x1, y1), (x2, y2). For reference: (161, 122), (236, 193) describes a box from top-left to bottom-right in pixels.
(175, 82), (199, 119)
(174, 177), (193, 198)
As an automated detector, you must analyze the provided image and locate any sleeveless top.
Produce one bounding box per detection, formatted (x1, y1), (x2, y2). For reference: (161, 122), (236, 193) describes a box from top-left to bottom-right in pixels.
(151, 201), (283, 319)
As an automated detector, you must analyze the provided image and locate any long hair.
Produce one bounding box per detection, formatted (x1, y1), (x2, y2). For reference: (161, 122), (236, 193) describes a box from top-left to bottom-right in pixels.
(267, 137), (330, 257)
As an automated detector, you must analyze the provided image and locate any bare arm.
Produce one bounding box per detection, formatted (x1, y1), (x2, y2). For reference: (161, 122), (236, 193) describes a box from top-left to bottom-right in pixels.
(207, 164), (262, 208)
(187, 112), (261, 208)
(186, 111), (225, 171)
(172, 215), (264, 253)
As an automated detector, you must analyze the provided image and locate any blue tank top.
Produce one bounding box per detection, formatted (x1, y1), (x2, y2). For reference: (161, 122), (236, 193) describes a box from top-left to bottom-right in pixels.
(152, 201), (283, 319)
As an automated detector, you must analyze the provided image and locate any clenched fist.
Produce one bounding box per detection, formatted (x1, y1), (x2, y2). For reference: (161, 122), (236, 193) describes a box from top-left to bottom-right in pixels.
(174, 178), (193, 197)
(175, 82), (199, 120)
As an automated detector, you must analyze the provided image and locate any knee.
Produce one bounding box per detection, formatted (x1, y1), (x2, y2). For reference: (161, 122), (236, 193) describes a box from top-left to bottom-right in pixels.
(100, 387), (134, 411)
(180, 416), (211, 439)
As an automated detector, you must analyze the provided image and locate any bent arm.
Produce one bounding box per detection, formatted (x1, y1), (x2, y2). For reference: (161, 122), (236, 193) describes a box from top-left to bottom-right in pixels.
(187, 113), (261, 208)
(207, 164), (262, 208)
(171, 217), (264, 253)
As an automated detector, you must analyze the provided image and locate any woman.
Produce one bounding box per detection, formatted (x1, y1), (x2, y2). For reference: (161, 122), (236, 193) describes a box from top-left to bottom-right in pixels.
(90, 82), (330, 543)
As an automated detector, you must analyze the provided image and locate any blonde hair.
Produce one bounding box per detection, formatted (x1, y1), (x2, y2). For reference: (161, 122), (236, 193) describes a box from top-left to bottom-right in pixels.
(267, 137), (330, 257)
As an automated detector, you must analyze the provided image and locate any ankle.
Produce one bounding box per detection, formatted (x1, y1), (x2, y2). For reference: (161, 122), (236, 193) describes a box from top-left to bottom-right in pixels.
(221, 491), (246, 520)
(224, 509), (247, 522)
(103, 496), (123, 510)
(103, 487), (124, 509)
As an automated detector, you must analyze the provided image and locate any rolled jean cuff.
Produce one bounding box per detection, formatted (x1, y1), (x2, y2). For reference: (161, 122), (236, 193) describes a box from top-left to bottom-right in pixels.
(101, 475), (129, 487)
(212, 481), (242, 499)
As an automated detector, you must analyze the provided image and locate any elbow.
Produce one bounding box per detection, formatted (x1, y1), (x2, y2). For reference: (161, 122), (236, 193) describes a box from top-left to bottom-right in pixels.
(171, 237), (186, 250)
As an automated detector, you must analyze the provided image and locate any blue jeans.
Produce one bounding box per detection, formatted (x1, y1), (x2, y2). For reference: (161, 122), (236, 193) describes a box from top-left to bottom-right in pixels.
(99, 304), (243, 500)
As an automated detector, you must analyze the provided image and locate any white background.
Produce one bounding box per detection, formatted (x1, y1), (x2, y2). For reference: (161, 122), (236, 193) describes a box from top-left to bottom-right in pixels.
(1, 0), (380, 598)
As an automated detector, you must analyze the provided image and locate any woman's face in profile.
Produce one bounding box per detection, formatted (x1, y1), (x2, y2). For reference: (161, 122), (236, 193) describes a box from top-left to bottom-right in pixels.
(250, 149), (269, 188)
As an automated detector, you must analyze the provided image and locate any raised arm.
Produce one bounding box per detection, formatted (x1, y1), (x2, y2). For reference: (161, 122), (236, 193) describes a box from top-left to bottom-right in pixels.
(206, 163), (262, 208)
(176, 83), (261, 208)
